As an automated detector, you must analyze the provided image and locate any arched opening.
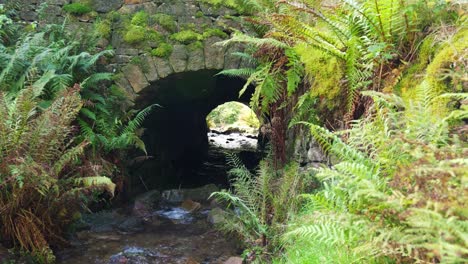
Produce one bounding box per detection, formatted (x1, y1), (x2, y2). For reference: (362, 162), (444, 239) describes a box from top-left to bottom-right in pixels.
(130, 70), (262, 193)
(206, 101), (259, 150)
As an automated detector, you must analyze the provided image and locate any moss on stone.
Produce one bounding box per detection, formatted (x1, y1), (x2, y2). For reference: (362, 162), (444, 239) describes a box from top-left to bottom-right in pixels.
(425, 28), (467, 94)
(170, 30), (203, 44)
(195, 11), (204, 18)
(202, 28), (228, 39)
(295, 43), (345, 111)
(131, 11), (149, 27)
(130, 56), (149, 73)
(146, 29), (164, 42)
(95, 18), (112, 39)
(151, 43), (173, 58)
(151, 13), (177, 32)
(198, 0), (244, 13)
(124, 25), (146, 44)
(187, 41), (204, 51)
(206, 101), (260, 134)
(63, 3), (92, 15)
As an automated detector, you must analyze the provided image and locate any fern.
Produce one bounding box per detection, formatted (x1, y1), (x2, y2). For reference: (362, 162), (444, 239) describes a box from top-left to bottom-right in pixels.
(0, 86), (116, 260)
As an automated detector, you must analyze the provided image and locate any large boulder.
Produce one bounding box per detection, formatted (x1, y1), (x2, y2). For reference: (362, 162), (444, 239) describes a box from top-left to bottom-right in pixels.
(161, 184), (219, 203)
(132, 189), (161, 217)
(181, 199), (201, 213)
(183, 184), (219, 201)
(207, 207), (226, 225)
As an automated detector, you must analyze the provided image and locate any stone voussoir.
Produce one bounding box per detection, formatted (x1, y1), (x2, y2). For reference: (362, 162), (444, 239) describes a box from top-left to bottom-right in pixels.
(122, 64), (150, 93)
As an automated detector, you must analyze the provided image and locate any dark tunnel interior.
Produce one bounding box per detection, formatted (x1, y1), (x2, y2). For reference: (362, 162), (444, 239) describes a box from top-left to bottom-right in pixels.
(129, 70), (262, 192)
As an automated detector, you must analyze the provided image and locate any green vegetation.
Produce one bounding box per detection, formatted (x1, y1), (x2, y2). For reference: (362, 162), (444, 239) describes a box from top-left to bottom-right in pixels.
(0, 86), (115, 263)
(151, 13), (177, 32)
(151, 43), (173, 58)
(211, 156), (308, 256)
(122, 11), (167, 45)
(63, 3), (92, 15)
(279, 83), (467, 263)
(131, 11), (149, 27)
(0, 1), (467, 263)
(95, 18), (111, 39)
(0, 9), (155, 261)
(202, 28), (228, 39)
(212, 0), (467, 263)
(123, 25), (146, 44)
(199, 0), (245, 13)
(170, 29), (203, 44)
(206, 102), (260, 133)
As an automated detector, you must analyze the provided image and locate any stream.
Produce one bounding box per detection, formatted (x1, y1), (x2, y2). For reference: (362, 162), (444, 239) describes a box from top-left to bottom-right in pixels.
(56, 203), (239, 264)
(54, 131), (258, 264)
(0, 132), (258, 264)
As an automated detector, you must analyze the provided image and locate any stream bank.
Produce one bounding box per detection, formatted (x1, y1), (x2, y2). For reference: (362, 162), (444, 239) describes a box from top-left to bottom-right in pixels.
(56, 184), (241, 264)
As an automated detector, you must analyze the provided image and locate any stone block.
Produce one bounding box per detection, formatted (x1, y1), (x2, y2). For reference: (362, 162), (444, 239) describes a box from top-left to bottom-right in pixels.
(142, 55), (159, 82)
(153, 57), (173, 79)
(187, 47), (205, 72)
(204, 37), (225, 69)
(122, 64), (149, 93)
(169, 44), (188, 73)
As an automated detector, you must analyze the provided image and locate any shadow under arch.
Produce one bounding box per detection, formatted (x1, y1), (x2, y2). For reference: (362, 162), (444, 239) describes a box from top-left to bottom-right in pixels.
(130, 69), (259, 191)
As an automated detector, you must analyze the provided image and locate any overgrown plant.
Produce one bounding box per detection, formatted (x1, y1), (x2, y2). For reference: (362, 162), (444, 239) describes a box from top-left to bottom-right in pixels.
(0, 17), (152, 185)
(211, 153), (308, 262)
(282, 80), (467, 263)
(0, 85), (115, 262)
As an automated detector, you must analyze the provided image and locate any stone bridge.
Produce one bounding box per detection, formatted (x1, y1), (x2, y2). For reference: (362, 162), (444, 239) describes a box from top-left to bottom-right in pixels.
(2, 0), (248, 100)
(4, 0), (326, 189)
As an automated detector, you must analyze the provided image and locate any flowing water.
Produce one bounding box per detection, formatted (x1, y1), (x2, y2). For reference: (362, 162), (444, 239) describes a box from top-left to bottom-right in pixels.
(54, 132), (258, 263)
(56, 205), (240, 264)
(1, 132), (258, 264)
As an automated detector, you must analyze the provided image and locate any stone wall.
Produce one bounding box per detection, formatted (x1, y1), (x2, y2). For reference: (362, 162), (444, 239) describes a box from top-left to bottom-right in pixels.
(1, 0), (248, 98)
(2, 0), (326, 168)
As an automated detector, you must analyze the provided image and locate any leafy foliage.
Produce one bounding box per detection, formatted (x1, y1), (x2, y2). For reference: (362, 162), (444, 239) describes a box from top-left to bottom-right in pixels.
(283, 79), (467, 263)
(63, 3), (92, 15)
(0, 12), (155, 261)
(206, 101), (260, 133)
(0, 86), (115, 262)
(211, 154), (309, 261)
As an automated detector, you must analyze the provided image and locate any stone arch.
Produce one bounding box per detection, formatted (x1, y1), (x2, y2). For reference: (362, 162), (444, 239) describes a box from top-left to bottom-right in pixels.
(118, 38), (244, 97)
(129, 69), (255, 190)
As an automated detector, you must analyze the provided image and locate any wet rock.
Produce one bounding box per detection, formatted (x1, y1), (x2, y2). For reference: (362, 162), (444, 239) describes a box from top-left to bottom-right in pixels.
(81, 211), (126, 232)
(117, 216), (145, 232)
(156, 207), (194, 224)
(224, 257), (243, 264)
(162, 184), (219, 204)
(109, 246), (163, 264)
(187, 47), (205, 72)
(181, 199), (201, 213)
(142, 55), (159, 82)
(161, 189), (184, 204)
(169, 45), (188, 73)
(153, 57), (174, 79)
(207, 208), (226, 225)
(132, 190), (161, 217)
(183, 184), (219, 202)
(204, 37), (225, 69)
